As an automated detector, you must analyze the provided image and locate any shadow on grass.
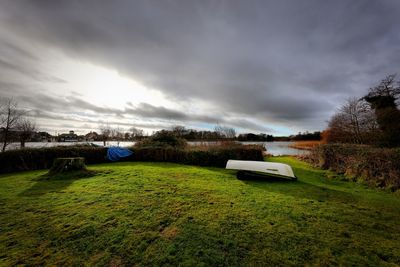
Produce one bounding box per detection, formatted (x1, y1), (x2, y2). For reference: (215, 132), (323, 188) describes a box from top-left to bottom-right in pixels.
(236, 171), (296, 182)
(19, 170), (99, 197)
(242, 173), (356, 203)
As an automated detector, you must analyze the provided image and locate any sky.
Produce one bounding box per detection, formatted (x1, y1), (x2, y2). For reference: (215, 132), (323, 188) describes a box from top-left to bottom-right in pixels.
(0, 0), (399, 136)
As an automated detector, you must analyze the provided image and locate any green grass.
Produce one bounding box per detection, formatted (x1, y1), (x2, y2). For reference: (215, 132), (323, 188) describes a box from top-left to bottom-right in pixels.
(0, 157), (399, 266)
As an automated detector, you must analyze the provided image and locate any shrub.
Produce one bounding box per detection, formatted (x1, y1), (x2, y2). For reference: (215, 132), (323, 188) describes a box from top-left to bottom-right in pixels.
(130, 144), (264, 167)
(305, 144), (400, 191)
(135, 130), (187, 149)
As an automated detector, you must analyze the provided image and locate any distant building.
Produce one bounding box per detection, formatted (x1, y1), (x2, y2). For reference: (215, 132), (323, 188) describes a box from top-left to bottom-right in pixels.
(85, 131), (99, 141)
(58, 130), (78, 142)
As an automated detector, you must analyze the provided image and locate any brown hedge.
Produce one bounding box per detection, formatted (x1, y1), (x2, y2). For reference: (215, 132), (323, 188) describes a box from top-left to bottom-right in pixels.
(305, 144), (400, 191)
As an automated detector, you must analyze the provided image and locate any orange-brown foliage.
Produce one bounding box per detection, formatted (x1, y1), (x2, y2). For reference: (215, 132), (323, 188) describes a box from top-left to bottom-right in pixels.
(288, 140), (323, 150)
(320, 129), (330, 143)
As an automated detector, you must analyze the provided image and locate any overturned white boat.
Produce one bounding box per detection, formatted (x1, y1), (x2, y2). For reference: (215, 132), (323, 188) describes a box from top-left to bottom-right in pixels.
(226, 160), (297, 180)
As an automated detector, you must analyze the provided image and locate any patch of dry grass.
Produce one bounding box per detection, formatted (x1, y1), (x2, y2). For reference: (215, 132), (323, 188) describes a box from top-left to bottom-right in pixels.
(289, 140), (323, 150)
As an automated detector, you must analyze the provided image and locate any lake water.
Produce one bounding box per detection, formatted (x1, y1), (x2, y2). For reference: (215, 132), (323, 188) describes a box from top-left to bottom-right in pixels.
(5, 141), (305, 156)
(242, 141), (306, 156)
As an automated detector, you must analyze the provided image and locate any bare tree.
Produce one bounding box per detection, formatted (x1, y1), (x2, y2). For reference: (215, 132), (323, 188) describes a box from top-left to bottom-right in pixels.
(130, 126), (144, 140)
(340, 98), (377, 143)
(112, 127), (124, 141)
(364, 74), (400, 105)
(16, 118), (36, 148)
(327, 98), (378, 144)
(171, 125), (186, 137)
(99, 124), (111, 146)
(0, 98), (23, 152)
(214, 124), (236, 139)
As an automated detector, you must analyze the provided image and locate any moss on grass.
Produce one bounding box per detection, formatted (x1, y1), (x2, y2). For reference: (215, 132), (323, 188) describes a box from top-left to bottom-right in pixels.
(0, 157), (399, 266)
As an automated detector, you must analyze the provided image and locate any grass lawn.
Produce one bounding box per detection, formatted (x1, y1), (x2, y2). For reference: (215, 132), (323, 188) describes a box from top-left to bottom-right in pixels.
(0, 157), (399, 266)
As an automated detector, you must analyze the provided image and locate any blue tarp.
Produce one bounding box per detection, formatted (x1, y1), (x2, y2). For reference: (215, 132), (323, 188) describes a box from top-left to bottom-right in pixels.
(107, 147), (134, 161)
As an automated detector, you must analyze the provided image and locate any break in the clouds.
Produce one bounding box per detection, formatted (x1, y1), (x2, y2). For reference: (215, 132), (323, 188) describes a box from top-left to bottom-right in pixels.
(0, 0), (399, 135)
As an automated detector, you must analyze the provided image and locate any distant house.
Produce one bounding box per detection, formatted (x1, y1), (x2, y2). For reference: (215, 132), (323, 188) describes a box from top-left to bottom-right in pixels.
(58, 130), (78, 142)
(85, 131), (99, 141)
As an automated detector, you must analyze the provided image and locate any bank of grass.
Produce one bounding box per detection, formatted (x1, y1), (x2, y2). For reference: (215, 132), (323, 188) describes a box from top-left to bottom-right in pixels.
(0, 157), (399, 266)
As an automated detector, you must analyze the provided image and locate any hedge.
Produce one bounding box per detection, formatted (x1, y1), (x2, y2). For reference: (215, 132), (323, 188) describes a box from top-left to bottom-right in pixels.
(0, 146), (108, 173)
(133, 146), (264, 167)
(305, 144), (400, 191)
(0, 145), (264, 174)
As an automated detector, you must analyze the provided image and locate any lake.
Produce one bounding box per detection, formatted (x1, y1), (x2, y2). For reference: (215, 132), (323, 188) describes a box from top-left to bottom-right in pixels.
(242, 141), (306, 156)
(5, 141), (305, 156)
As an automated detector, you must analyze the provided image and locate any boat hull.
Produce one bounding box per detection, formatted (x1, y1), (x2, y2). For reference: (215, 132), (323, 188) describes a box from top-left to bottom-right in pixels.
(226, 160), (297, 180)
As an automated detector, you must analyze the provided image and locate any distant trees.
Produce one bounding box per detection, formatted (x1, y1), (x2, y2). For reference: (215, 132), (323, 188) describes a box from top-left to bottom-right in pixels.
(99, 125), (145, 144)
(153, 126), (229, 141)
(165, 125), (238, 140)
(99, 124), (112, 146)
(214, 125), (236, 139)
(16, 118), (36, 148)
(171, 125), (186, 138)
(130, 126), (144, 140)
(290, 131), (321, 141)
(111, 127), (124, 141)
(238, 133), (273, 141)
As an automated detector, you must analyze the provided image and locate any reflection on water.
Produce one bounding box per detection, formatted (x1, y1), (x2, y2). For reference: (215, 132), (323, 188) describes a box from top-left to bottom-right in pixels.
(240, 141), (306, 156)
(265, 142), (307, 156)
(6, 141), (306, 156)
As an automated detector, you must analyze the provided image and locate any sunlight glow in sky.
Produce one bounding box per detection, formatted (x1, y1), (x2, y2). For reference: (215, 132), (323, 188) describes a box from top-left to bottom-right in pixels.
(54, 60), (171, 110)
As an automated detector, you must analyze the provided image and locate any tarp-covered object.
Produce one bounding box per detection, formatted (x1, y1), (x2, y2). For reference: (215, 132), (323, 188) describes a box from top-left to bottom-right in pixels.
(107, 147), (134, 161)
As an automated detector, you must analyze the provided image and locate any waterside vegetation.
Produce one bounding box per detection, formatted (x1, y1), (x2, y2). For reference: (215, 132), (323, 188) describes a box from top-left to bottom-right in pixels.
(288, 140), (323, 150)
(304, 144), (400, 191)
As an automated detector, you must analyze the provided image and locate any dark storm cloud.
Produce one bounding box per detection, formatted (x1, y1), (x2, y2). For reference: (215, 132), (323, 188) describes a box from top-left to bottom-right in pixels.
(1, 0), (400, 132)
(1, 41), (38, 61)
(0, 38), (67, 85)
(0, 58), (66, 83)
(125, 102), (273, 131)
(129, 103), (188, 121)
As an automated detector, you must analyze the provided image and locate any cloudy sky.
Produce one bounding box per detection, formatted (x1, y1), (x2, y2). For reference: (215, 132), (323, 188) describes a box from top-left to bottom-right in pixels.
(0, 0), (399, 135)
